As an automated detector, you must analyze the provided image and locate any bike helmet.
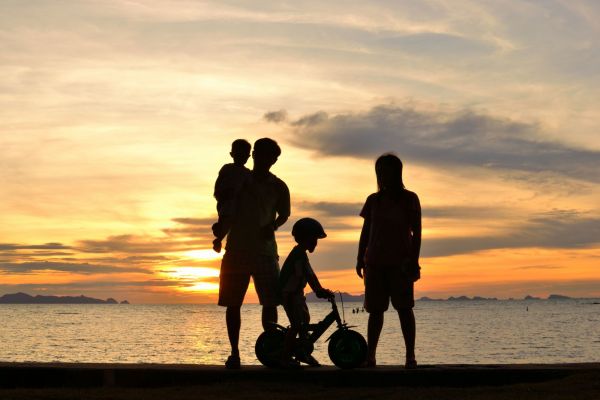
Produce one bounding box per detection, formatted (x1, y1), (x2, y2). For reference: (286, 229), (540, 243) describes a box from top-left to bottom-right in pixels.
(292, 218), (327, 239)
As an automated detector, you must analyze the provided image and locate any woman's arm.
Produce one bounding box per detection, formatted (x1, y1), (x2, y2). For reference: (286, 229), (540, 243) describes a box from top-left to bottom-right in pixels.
(356, 216), (371, 278)
(410, 193), (422, 263)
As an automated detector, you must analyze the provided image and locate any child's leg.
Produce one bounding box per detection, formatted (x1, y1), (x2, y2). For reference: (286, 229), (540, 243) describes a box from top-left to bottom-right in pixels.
(282, 324), (299, 361)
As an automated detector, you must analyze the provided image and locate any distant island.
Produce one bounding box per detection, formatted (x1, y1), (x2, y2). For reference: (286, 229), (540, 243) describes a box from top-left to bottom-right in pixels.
(306, 291), (364, 302)
(0, 292), (129, 304)
(307, 292), (581, 302)
(418, 294), (576, 301)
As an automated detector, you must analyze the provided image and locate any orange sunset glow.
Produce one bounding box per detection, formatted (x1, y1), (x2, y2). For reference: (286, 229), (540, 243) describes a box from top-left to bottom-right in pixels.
(1, 1), (599, 304)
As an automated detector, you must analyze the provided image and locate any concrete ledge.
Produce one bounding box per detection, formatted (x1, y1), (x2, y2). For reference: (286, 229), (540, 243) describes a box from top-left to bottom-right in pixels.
(1, 362), (598, 389)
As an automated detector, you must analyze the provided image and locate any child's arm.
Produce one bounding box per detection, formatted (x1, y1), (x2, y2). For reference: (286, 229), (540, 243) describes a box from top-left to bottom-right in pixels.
(306, 262), (333, 299)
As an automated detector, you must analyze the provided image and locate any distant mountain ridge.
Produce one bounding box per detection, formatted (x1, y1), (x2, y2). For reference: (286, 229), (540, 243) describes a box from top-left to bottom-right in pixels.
(306, 292), (583, 302)
(305, 292), (364, 302)
(0, 292), (129, 304)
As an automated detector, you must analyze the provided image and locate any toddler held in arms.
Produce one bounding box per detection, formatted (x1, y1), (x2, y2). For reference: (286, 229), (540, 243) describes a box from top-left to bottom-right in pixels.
(279, 218), (334, 368)
(211, 139), (251, 252)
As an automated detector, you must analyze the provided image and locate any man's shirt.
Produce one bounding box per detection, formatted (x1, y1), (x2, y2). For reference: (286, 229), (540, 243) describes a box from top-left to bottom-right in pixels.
(225, 171), (290, 257)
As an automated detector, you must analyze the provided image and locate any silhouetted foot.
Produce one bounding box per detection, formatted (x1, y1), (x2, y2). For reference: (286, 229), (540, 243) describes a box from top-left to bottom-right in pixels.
(213, 238), (222, 253)
(279, 358), (301, 369)
(361, 357), (376, 368)
(405, 358), (417, 369)
(225, 355), (240, 370)
(296, 354), (321, 367)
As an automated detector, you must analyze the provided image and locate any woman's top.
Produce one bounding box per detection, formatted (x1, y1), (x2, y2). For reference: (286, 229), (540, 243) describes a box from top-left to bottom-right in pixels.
(360, 189), (421, 266)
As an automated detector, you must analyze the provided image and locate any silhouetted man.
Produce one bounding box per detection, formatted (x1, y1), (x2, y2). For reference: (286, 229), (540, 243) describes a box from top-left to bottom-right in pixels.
(217, 138), (290, 369)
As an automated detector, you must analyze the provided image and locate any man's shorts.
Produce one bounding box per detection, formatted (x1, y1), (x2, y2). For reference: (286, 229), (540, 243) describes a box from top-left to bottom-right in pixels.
(363, 264), (414, 313)
(218, 251), (280, 307)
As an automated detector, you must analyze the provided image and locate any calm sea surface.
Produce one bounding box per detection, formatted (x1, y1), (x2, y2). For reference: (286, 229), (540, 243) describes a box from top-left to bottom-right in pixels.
(1, 300), (599, 365)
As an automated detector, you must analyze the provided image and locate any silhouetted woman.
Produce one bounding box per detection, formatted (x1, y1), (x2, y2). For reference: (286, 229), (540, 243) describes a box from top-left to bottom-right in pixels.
(356, 154), (421, 368)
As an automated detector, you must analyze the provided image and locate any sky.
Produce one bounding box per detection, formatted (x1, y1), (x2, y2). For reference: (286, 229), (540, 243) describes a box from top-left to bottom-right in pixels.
(1, 0), (599, 303)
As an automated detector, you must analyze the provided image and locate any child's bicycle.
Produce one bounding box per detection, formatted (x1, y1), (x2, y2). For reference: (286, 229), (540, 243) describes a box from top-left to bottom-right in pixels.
(255, 293), (367, 369)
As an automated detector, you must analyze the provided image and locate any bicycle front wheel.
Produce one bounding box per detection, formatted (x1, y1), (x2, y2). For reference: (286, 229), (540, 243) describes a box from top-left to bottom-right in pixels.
(328, 329), (367, 369)
(255, 329), (286, 368)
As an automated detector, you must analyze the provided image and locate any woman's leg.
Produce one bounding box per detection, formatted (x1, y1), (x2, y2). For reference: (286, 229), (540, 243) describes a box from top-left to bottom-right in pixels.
(367, 312), (384, 365)
(398, 307), (416, 363)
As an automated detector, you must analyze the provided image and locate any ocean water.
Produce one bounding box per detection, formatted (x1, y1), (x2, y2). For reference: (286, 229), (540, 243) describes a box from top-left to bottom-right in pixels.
(1, 300), (599, 365)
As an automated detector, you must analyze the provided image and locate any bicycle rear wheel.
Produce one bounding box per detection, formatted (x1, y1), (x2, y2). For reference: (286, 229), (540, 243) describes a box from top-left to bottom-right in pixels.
(255, 329), (286, 367)
(328, 329), (367, 369)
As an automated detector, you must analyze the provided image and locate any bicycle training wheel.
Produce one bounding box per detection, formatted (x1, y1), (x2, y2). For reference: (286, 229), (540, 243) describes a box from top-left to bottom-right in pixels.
(328, 329), (367, 369)
(255, 329), (286, 367)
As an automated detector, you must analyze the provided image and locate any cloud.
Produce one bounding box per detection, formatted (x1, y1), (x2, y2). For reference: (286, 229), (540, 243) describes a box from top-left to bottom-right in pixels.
(300, 201), (363, 217)
(76, 234), (203, 254)
(171, 218), (215, 226)
(423, 211), (600, 257)
(304, 209), (600, 270)
(162, 217), (215, 238)
(512, 265), (564, 270)
(285, 105), (600, 183)
(300, 200), (507, 220)
(0, 243), (71, 251)
(0, 279), (183, 291)
(0, 261), (151, 275)
(377, 32), (495, 58)
(263, 109), (288, 123)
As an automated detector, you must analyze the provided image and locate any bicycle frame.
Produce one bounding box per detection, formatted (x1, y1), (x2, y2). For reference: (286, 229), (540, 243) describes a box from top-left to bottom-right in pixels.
(302, 298), (344, 344)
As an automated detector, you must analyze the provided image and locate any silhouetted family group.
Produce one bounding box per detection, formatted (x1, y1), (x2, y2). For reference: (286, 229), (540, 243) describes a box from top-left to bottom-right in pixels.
(212, 138), (421, 369)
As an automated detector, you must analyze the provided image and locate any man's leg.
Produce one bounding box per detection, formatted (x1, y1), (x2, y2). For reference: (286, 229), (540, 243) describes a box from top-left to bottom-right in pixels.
(262, 305), (277, 331)
(226, 306), (241, 357)
(367, 312), (384, 365)
(398, 308), (416, 363)
(218, 251), (250, 368)
(254, 255), (280, 331)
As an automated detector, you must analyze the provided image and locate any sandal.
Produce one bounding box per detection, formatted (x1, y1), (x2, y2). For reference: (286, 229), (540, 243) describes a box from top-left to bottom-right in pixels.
(279, 358), (302, 369)
(360, 358), (376, 368)
(405, 358), (417, 369)
(225, 355), (241, 370)
(296, 353), (321, 367)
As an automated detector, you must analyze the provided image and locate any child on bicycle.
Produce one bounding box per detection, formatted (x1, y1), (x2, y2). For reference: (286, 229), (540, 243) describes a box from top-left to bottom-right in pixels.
(279, 217), (334, 368)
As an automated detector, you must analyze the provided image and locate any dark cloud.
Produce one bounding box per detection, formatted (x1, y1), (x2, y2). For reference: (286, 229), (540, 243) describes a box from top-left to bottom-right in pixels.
(0, 242), (71, 251)
(377, 32), (494, 58)
(76, 234), (202, 254)
(304, 210), (600, 270)
(0, 261), (151, 275)
(163, 217), (215, 238)
(300, 200), (506, 220)
(171, 217), (215, 226)
(512, 265), (564, 270)
(263, 109), (288, 123)
(285, 105), (599, 182)
(423, 211), (600, 257)
(300, 201), (363, 217)
(0, 279), (183, 292)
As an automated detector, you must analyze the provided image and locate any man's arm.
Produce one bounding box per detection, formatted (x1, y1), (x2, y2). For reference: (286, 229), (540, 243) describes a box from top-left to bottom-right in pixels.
(267, 180), (290, 233)
(275, 181), (291, 228)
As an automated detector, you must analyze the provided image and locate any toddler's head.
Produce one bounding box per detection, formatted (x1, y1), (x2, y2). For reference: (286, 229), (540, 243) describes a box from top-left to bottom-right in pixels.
(230, 139), (251, 166)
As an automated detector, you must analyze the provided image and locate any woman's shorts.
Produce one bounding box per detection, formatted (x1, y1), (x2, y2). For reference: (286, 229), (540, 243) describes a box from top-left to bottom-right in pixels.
(363, 264), (414, 312)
